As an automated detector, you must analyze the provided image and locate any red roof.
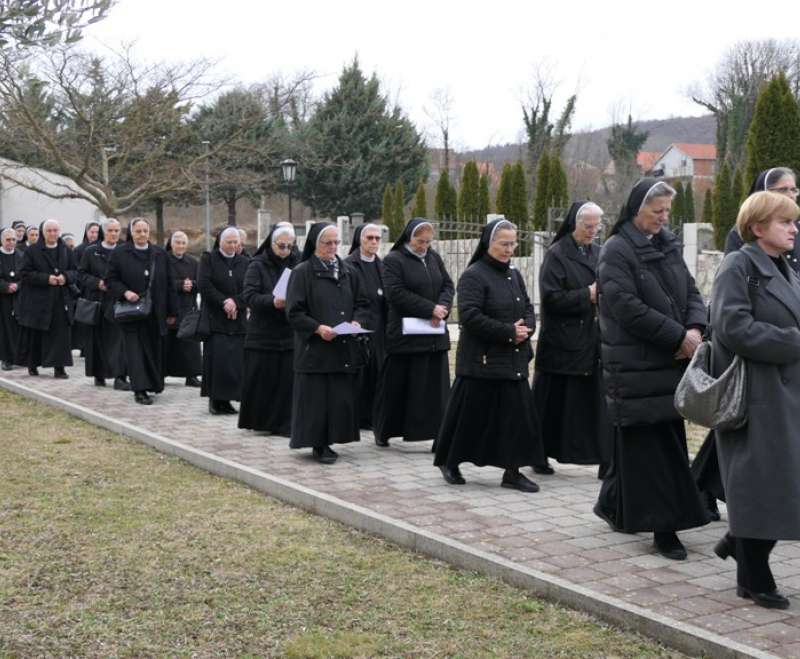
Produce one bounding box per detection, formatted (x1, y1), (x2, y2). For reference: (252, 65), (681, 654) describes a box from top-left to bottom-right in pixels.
(637, 151), (661, 171)
(673, 143), (716, 160)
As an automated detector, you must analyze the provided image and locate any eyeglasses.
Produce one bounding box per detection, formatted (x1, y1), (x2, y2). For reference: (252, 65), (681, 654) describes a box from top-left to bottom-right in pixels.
(363, 235), (381, 241)
(770, 186), (800, 195)
(320, 239), (341, 246)
(496, 241), (518, 249)
(275, 243), (293, 250)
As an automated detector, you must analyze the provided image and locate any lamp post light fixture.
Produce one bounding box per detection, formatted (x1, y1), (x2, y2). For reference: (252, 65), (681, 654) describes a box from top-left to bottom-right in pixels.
(280, 158), (297, 222)
(203, 140), (211, 250)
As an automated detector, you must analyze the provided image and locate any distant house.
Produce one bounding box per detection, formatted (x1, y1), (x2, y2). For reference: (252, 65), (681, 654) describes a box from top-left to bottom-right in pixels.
(647, 143), (717, 184)
(603, 151), (661, 178)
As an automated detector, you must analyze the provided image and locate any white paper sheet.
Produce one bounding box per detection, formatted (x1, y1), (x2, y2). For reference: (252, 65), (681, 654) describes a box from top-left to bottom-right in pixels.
(272, 267), (292, 299)
(331, 322), (372, 335)
(402, 317), (446, 335)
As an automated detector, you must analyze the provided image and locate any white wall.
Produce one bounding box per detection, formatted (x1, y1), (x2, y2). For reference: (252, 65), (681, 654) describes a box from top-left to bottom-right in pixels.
(655, 146), (694, 179)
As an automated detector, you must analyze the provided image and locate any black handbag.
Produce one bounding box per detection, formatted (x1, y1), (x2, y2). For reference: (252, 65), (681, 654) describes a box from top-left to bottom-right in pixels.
(176, 307), (208, 342)
(114, 258), (155, 323)
(74, 297), (101, 326)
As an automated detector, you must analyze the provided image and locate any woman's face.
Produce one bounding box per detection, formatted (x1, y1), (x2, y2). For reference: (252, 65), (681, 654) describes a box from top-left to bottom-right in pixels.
(633, 196), (671, 236)
(171, 233), (187, 256)
(132, 221), (150, 246)
(86, 225), (99, 243)
(104, 223), (121, 245)
(409, 226), (433, 253)
(487, 228), (517, 263)
(360, 227), (382, 256)
(43, 223), (59, 246)
(573, 212), (602, 245)
(27, 228), (38, 243)
(755, 213), (799, 256)
(271, 232), (295, 258)
(2, 233), (15, 251)
(15, 226), (25, 241)
(220, 233), (240, 256)
(315, 228), (340, 260)
(769, 174), (799, 201)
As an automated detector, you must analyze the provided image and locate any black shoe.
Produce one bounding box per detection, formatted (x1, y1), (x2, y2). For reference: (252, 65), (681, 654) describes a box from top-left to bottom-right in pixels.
(501, 470), (540, 493)
(1, 361), (13, 371)
(219, 401), (237, 415)
(533, 463), (555, 475)
(737, 586), (790, 609)
(53, 367), (68, 379)
(593, 503), (618, 531)
(134, 391), (153, 405)
(28, 366), (38, 376)
(714, 534), (735, 561)
(94, 377), (106, 387)
(312, 446), (338, 464)
(375, 436), (389, 447)
(185, 376), (201, 388)
(704, 491), (721, 522)
(113, 377), (131, 391)
(438, 465), (466, 485)
(208, 400), (222, 415)
(653, 532), (687, 561)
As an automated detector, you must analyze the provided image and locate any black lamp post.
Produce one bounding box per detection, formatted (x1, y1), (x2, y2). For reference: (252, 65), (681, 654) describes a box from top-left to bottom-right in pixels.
(281, 158), (297, 221)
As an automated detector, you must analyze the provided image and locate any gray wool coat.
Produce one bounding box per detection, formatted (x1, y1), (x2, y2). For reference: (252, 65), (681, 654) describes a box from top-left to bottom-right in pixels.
(711, 242), (800, 540)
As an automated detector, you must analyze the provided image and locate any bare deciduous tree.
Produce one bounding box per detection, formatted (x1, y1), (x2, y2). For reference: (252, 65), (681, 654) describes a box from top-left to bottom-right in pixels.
(424, 87), (456, 175)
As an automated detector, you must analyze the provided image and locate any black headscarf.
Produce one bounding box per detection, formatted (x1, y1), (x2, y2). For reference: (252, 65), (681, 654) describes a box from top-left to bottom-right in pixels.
(609, 177), (663, 236)
(254, 224), (299, 273)
(467, 218), (515, 266)
(748, 167), (796, 195)
(553, 201), (593, 244)
(212, 226), (241, 253)
(164, 230), (186, 253)
(11, 220), (24, 230)
(37, 220), (65, 247)
(81, 221), (100, 245)
(349, 223), (383, 255)
(301, 222), (336, 262)
(390, 218), (433, 252)
(125, 218), (151, 245)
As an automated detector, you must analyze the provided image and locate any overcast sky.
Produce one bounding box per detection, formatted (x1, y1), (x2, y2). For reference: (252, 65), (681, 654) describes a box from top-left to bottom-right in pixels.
(83, 0), (800, 150)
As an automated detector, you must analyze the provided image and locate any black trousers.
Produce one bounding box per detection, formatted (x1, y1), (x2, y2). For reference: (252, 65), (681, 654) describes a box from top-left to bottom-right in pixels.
(730, 535), (778, 592)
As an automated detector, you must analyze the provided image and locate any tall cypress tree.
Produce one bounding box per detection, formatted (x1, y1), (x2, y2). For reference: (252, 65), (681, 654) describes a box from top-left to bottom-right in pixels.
(382, 183), (395, 234)
(713, 161), (737, 250)
(701, 188), (713, 225)
(435, 170), (454, 220)
(672, 180), (686, 226)
(684, 181), (696, 223)
(732, 166), (747, 206)
(478, 172), (490, 221)
(532, 151), (551, 230)
(394, 179), (406, 232)
(509, 162), (528, 227)
(496, 163), (513, 217)
(458, 161), (480, 222)
(412, 181), (427, 218)
(548, 154), (569, 210)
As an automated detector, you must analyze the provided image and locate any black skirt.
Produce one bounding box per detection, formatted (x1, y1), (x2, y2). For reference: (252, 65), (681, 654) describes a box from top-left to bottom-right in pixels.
(434, 377), (544, 469)
(0, 298), (18, 362)
(201, 333), (244, 401)
(16, 308), (73, 368)
(533, 370), (612, 466)
(121, 316), (164, 393)
(164, 328), (202, 377)
(355, 340), (382, 429)
(596, 421), (710, 533)
(290, 371), (360, 449)
(374, 351), (450, 442)
(690, 430), (726, 502)
(238, 349), (293, 435)
(84, 315), (126, 379)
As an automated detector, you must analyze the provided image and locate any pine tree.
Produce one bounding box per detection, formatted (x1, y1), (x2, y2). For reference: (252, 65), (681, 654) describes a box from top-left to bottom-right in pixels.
(458, 161), (480, 222)
(548, 155), (569, 210)
(478, 172), (490, 221)
(672, 180), (686, 227)
(382, 183), (395, 233)
(745, 72), (800, 184)
(684, 181), (696, 223)
(509, 162), (528, 227)
(394, 179), (406, 233)
(701, 188), (713, 225)
(435, 170), (455, 220)
(496, 163), (513, 217)
(713, 161), (737, 250)
(412, 181), (427, 218)
(532, 151), (551, 230)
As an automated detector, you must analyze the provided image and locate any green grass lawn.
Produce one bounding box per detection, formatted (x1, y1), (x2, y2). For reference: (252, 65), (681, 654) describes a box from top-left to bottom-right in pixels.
(0, 389), (686, 658)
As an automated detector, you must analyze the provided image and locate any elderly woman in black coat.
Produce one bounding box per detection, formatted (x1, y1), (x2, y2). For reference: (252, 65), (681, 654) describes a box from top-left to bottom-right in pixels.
(533, 201), (610, 476)
(286, 222), (370, 464)
(106, 218), (177, 405)
(374, 218), (454, 447)
(78, 218), (129, 390)
(345, 223), (386, 430)
(164, 231), (202, 387)
(199, 227), (248, 415)
(16, 219), (77, 378)
(711, 192), (800, 609)
(434, 219), (542, 491)
(0, 227), (22, 371)
(593, 178), (709, 561)
(238, 223), (298, 435)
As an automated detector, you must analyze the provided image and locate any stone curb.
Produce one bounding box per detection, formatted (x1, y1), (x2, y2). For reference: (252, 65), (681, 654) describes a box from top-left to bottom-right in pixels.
(0, 376), (777, 659)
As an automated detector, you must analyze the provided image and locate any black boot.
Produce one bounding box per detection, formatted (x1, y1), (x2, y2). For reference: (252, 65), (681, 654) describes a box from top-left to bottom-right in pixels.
(438, 465), (466, 485)
(704, 491), (721, 522)
(53, 367), (68, 379)
(533, 462), (555, 475)
(501, 468), (539, 492)
(113, 377), (131, 391)
(714, 533), (736, 561)
(1, 360), (13, 371)
(185, 376), (201, 387)
(28, 366), (39, 376)
(94, 377), (106, 387)
(653, 531), (687, 560)
(134, 391), (153, 405)
(312, 445), (338, 464)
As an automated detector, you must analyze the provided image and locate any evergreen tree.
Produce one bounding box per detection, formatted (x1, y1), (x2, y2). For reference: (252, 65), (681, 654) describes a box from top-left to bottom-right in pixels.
(496, 163), (513, 217)
(445, 178), (458, 221)
(458, 161), (481, 222)
(732, 166), (747, 206)
(412, 181), (427, 218)
(509, 162), (528, 227)
(478, 172), (490, 221)
(548, 155), (569, 210)
(382, 183), (396, 236)
(394, 179), (406, 233)
(684, 181), (696, 223)
(532, 151), (551, 230)
(713, 161), (737, 250)
(672, 180), (686, 227)
(435, 170), (456, 221)
(745, 72), (800, 184)
(701, 188), (714, 225)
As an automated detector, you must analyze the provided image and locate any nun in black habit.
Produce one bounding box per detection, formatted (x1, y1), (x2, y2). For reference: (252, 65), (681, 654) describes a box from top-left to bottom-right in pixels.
(72, 221), (101, 352)
(286, 222), (370, 464)
(0, 227), (23, 370)
(374, 219), (454, 447)
(593, 179), (709, 560)
(78, 219), (129, 389)
(106, 218), (177, 405)
(433, 220), (543, 491)
(163, 231), (202, 386)
(199, 226), (249, 414)
(12, 221), (26, 252)
(238, 223), (298, 435)
(16, 220), (77, 377)
(345, 223), (387, 430)
(533, 201), (611, 476)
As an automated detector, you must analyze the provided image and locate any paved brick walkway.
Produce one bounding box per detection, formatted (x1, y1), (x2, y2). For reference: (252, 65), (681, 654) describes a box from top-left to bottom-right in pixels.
(5, 363), (800, 658)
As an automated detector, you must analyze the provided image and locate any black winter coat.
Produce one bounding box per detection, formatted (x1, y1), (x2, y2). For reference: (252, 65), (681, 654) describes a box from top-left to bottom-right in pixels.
(17, 242), (77, 330)
(383, 247), (454, 354)
(455, 256), (535, 380)
(344, 251), (386, 357)
(725, 227), (800, 273)
(79, 244), (118, 320)
(535, 236), (599, 375)
(168, 253), (199, 317)
(286, 256), (371, 374)
(198, 250), (248, 335)
(242, 254), (294, 351)
(106, 242), (177, 336)
(597, 222), (706, 427)
(0, 249), (23, 316)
